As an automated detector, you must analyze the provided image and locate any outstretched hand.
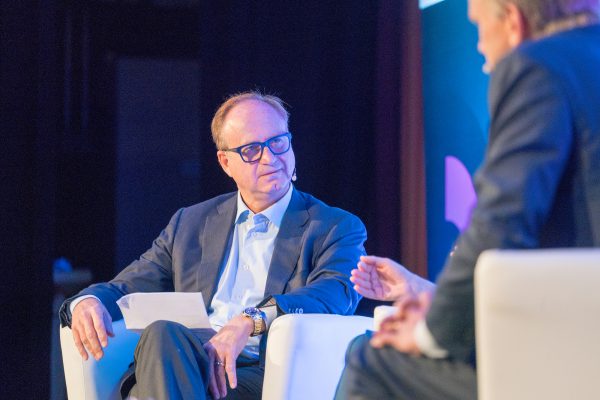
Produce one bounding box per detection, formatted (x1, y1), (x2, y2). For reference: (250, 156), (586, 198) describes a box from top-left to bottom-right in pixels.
(350, 255), (434, 302)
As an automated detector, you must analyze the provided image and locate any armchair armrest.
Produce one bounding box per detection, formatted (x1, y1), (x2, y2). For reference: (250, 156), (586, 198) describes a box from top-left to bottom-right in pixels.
(60, 319), (140, 400)
(263, 314), (373, 400)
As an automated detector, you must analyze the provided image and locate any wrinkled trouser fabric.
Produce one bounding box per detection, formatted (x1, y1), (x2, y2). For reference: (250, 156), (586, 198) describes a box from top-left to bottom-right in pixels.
(122, 320), (263, 400)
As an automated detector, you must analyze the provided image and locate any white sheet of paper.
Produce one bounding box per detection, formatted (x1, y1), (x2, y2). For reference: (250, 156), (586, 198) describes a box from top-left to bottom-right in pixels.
(116, 292), (211, 332)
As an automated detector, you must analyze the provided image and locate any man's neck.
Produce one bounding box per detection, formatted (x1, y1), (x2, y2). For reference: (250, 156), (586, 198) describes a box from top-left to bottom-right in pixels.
(240, 184), (291, 214)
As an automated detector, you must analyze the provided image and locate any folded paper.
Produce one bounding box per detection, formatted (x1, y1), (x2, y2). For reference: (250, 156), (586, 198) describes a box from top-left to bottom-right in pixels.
(116, 292), (211, 332)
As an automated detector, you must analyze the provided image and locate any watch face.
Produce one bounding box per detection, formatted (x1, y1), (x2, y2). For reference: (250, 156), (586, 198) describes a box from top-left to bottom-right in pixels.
(244, 307), (260, 317)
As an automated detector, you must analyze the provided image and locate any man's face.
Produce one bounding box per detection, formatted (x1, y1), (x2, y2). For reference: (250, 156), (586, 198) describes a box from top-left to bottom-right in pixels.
(468, 0), (516, 73)
(217, 99), (295, 211)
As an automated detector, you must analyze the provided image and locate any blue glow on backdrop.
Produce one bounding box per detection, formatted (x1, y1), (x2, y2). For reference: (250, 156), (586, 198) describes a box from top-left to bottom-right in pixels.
(422, 0), (489, 280)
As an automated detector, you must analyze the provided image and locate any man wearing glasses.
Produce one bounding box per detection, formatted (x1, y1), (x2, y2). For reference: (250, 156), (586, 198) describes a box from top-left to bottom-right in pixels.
(60, 91), (367, 399)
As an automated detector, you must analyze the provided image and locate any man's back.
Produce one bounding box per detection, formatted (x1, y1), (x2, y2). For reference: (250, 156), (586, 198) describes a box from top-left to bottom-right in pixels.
(489, 23), (600, 248)
(335, 4), (600, 400)
(429, 23), (600, 362)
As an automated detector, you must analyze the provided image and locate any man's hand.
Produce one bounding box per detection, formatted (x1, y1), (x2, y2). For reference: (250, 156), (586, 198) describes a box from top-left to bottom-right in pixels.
(351, 255), (435, 302)
(71, 298), (114, 361)
(370, 291), (433, 355)
(204, 315), (253, 399)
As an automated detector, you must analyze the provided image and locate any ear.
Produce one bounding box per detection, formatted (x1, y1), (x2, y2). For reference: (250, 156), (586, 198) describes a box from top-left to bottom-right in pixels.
(504, 2), (530, 47)
(217, 151), (233, 178)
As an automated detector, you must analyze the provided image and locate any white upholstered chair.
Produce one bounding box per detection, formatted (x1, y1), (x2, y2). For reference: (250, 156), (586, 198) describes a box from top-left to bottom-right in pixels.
(60, 313), (373, 400)
(475, 248), (600, 400)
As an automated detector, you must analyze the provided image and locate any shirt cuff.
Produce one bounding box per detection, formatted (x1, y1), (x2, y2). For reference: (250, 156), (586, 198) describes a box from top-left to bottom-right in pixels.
(261, 306), (278, 330)
(69, 295), (101, 313)
(257, 296), (281, 331)
(415, 319), (449, 359)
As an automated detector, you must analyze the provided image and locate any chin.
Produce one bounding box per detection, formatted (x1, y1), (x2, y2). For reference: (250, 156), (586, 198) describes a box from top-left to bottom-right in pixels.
(264, 180), (290, 193)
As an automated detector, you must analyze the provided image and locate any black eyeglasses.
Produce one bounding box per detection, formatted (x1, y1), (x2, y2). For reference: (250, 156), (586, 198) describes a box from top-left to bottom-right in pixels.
(224, 132), (292, 163)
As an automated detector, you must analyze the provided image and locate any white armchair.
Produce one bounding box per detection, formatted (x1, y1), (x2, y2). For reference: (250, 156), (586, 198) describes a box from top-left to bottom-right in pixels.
(262, 314), (373, 400)
(475, 248), (600, 400)
(60, 319), (140, 400)
(60, 313), (373, 400)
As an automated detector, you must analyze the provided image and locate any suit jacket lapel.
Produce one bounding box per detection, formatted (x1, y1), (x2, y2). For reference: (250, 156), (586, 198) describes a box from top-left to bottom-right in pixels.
(197, 195), (236, 307)
(264, 189), (309, 297)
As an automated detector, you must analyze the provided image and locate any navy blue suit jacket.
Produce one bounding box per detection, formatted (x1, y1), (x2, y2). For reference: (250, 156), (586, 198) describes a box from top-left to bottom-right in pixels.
(427, 24), (600, 362)
(61, 188), (366, 349)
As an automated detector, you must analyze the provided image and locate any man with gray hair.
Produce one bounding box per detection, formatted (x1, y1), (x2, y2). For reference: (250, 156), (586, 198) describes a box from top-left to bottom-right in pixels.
(336, 0), (600, 398)
(60, 91), (367, 399)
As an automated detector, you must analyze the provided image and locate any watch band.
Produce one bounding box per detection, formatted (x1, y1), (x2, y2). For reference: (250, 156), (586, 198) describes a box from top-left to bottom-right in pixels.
(242, 307), (265, 336)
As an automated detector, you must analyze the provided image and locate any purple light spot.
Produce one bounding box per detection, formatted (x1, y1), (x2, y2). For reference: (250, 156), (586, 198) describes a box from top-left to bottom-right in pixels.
(445, 156), (477, 232)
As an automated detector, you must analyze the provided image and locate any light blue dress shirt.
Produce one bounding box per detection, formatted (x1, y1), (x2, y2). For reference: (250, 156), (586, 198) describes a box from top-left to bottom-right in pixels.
(208, 185), (294, 357)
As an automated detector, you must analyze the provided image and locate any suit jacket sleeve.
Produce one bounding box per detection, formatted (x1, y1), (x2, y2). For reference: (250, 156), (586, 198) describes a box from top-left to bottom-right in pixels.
(271, 210), (367, 316)
(61, 208), (183, 325)
(426, 50), (573, 361)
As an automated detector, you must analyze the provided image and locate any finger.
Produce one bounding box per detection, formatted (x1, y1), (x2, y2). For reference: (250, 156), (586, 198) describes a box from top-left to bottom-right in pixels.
(81, 317), (103, 360)
(352, 283), (376, 299)
(206, 348), (220, 399)
(370, 330), (398, 348)
(105, 314), (115, 338)
(356, 260), (374, 271)
(372, 320), (403, 346)
(378, 315), (402, 333)
(351, 268), (371, 281)
(225, 351), (237, 390)
(394, 295), (418, 317)
(350, 273), (374, 290)
(360, 255), (384, 265)
(217, 357), (227, 398)
(71, 328), (89, 360)
(91, 311), (109, 348)
(351, 269), (382, 299)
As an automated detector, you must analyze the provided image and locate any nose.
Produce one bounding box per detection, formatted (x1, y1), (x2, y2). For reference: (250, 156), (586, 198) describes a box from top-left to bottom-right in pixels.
(260, 145), (278, 164)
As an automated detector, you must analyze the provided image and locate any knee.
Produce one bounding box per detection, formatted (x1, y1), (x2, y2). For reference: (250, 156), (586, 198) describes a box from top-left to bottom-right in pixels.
(344, 333), (371, 366)
(137, 320), (188, 355)
(143, 320), (187, 339)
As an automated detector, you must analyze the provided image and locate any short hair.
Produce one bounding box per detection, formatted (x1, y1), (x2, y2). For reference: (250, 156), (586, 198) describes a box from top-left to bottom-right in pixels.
(493, 0), (599, 37)
(210, 91), (290, 150)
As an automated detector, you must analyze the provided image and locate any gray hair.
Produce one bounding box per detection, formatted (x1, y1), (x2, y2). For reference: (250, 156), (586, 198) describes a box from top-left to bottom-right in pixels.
(494, 0), (600, 37)
(211, 91), (290, 150)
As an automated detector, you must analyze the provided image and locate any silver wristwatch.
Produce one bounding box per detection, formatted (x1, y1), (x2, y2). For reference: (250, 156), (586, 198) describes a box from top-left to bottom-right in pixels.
(242, 307), (265, 337)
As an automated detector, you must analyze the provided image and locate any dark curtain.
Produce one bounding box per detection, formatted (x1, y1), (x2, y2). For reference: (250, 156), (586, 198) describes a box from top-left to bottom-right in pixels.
(196, 1), (379, 234)
(1, 0), (60, 397)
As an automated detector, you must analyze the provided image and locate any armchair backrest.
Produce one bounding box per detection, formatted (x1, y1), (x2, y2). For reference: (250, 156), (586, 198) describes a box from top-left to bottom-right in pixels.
(475, 248), (600, 400)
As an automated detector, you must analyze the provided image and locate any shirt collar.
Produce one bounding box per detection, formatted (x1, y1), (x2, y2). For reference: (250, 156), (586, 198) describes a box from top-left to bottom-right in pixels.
(235, 184), (294, 228)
